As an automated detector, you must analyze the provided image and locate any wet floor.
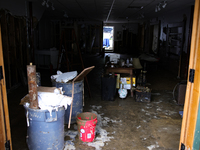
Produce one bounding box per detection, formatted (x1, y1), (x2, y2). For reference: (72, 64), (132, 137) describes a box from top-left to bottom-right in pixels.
(8, 53), (184, 150)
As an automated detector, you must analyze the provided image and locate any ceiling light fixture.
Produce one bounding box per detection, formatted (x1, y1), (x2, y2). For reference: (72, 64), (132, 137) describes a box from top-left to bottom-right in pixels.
(140, 13), (144, 18)
(51, 3), (55, 10)
(155, 5), (158, 12)
(42, 0), (46, 6)
(157, 4), (161, 11)
(128, 6), (143, 9)
(162, 0), (167, 8)
(155, 1), (167, 12)
(64, 11), (68, 18)
(46, 3), (49, 8)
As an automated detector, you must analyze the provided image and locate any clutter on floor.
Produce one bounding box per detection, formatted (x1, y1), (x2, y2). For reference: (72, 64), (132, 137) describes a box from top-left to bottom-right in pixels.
(135, 86), (151, 102)
(21, 63), (96, 149)
(11, 54), (185, 149)
(103, 53), (152, 102)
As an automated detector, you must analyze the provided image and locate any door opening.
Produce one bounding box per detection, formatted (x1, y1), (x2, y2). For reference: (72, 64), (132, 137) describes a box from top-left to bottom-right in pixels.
(103, 26), (114, 52)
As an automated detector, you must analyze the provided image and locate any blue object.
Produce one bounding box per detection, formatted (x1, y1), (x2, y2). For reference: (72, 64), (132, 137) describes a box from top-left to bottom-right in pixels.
(179, 111), (183, 118)
(103, 39), (110, 47)
(56, 80), (83, 124)
(25, 106), (65, 150)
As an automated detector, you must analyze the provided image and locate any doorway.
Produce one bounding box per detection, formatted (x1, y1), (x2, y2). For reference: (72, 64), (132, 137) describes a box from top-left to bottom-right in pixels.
(103, 26), (114, 52)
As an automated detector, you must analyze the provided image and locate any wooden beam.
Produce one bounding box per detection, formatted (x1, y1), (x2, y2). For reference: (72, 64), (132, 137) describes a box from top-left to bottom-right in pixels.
(0, 85), (6, 150)
(0, 24), (13, 150)
(179, 0), (200, 149)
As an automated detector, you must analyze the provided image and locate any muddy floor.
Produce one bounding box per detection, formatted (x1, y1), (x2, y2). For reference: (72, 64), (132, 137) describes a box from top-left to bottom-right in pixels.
(8, 53), (184, 150)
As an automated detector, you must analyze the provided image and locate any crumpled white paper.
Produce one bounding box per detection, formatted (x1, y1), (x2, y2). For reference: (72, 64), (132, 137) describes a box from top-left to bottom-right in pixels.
(51, 70), (77, 83)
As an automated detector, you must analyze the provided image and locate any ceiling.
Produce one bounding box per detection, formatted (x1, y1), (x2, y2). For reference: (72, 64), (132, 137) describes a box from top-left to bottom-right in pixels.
(38, 0), (195, 23)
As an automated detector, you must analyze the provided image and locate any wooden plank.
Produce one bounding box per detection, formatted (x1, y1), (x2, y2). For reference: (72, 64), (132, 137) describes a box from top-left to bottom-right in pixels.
(179, 0), (200, 149)
(0, 24), (13, 150)
(0, 86), (6, 150)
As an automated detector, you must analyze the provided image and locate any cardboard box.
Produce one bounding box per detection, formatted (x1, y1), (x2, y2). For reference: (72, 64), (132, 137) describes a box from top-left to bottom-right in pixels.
(119, 77), (136, 89)
(135, 91), (151, 102)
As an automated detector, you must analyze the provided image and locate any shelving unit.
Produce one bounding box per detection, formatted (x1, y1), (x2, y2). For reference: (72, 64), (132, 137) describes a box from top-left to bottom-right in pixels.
(166, 20), (186, 78)
(167, 22), (185, 56)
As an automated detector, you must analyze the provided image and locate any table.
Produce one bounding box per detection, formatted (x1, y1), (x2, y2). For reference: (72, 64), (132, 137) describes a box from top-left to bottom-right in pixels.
(105, 67), (135, 97)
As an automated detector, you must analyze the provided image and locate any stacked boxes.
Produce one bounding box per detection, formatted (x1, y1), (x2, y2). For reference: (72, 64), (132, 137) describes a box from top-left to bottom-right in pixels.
(116, 74), (136, 89)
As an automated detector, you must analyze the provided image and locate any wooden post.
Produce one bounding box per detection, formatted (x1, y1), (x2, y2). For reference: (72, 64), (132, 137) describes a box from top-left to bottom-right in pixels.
(179, 0), (200, 149)
(27, 63), (38, 109)
(0, 24), (12, 150)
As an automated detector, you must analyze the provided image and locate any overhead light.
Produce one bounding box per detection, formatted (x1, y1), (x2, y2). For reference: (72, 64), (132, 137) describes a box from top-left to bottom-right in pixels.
(128, 6), (143, 9)
(64, 11), (68, 18)
(46, 3), (49, 8)
(51, 3), (55, 10)
(155, 1), (167, 12)
(157, 4), (161, 11)
(162, 0), (167, 8)
(42, 0), (46, 6)
(155, 5), (158, 12)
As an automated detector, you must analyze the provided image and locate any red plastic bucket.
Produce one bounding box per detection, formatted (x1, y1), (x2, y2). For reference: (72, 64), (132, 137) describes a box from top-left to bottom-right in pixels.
(76, 112), (97, 142)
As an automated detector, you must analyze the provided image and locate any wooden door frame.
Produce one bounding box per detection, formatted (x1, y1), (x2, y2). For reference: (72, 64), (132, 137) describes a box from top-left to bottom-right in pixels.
(179, 0), (200, 149)
(0, 24), (12, 149)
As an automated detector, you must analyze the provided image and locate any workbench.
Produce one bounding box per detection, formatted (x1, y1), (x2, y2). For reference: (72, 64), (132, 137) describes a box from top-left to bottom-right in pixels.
(105, 67), (135, 97)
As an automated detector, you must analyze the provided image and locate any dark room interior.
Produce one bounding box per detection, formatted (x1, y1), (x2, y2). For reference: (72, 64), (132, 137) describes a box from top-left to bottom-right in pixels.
(0, 0), (200, 150)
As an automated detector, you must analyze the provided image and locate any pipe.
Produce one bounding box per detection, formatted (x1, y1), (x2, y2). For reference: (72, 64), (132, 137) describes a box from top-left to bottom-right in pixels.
(106, 0), (116, 22)
(27, 63), (38, 109)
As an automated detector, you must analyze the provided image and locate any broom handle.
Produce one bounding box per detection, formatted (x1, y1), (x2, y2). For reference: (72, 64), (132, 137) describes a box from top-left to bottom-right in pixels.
(68, 81), (74, 128)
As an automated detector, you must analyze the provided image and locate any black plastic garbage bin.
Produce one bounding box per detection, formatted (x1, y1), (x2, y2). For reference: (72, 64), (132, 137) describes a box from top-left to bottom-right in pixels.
(101, 75), (116, 101)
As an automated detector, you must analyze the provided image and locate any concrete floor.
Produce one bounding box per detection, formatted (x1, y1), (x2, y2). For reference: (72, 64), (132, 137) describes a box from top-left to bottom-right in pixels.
(8, 53), (184, 150)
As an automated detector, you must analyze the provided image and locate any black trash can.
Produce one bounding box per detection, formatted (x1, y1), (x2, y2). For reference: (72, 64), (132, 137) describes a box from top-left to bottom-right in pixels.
(101, 74), (116, 101)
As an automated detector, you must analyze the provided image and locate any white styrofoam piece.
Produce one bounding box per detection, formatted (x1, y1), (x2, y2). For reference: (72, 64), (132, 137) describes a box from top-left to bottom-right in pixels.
(51, 71), (77, 83)
(38, 91), (72, 114)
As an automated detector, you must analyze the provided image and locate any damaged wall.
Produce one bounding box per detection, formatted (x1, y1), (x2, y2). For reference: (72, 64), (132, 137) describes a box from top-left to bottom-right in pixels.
(0, 0), (45, 21)
(0, 10), (30, 89)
